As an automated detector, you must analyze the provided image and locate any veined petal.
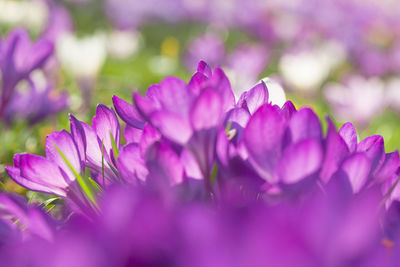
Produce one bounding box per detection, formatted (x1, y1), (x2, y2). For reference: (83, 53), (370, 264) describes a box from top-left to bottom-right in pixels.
(357, 135), (385, 172)
(69, 114), (86, 165)
(150, 111), (192, 144)
(112, 95), (145, 129)
(226, 108), (251, 129)
(197, 60), (212, 77)
(243, 104), (287, 182)
(118, 143), (148, 183)
(287, 107), (322, 144)
(374, 151), (400, 184)
(190, 88), (223, 130)
(92, 104), (121, 157)
(6, 166), (66, 197)
(8, 154), (70, 196)
(45, 130), (81, 182)
(276, 139), (323, 184)
(339, 123), (357, 153)
(156, 76), (192, 117)
(139, 125), (161, 156)
(281, 101), (296, 120)
(133, 92), (159, 120)
(124, 125), (143, 144)
(242, 82), (268, 114)
(145, 141), (184, 186)
(208, 67), (235, 112)
(341, 153), (371, 193)
(81, 122), (104, 167)
(320, 118), (349, 183)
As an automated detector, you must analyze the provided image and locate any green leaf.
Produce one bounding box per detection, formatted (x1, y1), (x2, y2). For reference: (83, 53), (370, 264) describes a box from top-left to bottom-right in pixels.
(28, 192), (37, 204)
(210, 164), (218, 185)
(88, 177), (102, 192)
(55, 145), (97, 206)
(41, 197), (60, 210)
(110, 130), (119, 159)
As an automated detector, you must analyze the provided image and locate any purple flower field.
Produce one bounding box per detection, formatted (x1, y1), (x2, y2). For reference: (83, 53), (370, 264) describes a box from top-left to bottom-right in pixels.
(0, 0), (400, 266)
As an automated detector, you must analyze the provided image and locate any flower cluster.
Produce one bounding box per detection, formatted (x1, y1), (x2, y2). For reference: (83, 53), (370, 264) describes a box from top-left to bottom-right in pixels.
(1, 61), (400, 266)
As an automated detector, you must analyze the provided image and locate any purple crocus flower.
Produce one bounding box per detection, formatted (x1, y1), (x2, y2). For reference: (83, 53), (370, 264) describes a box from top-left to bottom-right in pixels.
(0, 193), (55, 242)
(4, 79), (68, 125)
(1, 60), (400, 266)
(70, 104), (121, 185)
(114, 61), (235, 186)
(322, 121), (400, 199)
(0, 28), (53, 117)
(5, 130), (93, 216)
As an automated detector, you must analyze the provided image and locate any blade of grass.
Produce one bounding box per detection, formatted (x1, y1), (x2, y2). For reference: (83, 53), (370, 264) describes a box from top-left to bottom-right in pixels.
(55, 145), (97, 206)
(110, 131), (119, 159)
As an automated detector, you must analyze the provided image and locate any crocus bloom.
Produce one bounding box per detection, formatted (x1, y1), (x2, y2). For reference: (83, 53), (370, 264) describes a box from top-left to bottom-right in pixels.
(1, 60), (400, 266)
(69, 104), (121, 185)
(324, 76), (386, 127)
(6, 130), (94, 216)
(4, 78), (68, 124)
(0, 28), (53, 117)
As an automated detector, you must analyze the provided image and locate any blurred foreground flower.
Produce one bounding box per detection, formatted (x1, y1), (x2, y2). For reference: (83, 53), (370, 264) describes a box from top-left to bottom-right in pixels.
(1, 61), (400, 266)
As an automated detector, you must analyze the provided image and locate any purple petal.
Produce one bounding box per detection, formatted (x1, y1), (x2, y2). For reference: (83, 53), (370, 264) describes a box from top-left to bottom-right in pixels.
(6, 166), (66, 197)
(287, 107), (322, 144)
(180, 149), (203, 180)
(188, 72), (208, 95)
(357, 135), (385, 172)
(339, 123), (357, 153)
(139, 125), (161, 156)
(208, 67), (235, 112)
(69, 114), (87, 166)
(112, 95), (145, 129)
(150, 111), (192, 144)
(320, 118), (350, 183)
(92, 104), (121, 157)
(124, 125), (143, 144)
(133, 92), (159, 120)
(45, 130), (81, 182)
(197, 60), (212, 77)
(341, 153), (371, 193)
(14, 154), (69, 196)
(281, 101), (297, 120)
(81, 122), (104, 167)
(374, 151), (400, 184)
(243, 104), (287, 182)
(276, 139), (323, 184)
(225, 108), (251, 132)
(26, 38), (53, 72)
(242, 82), (268, 114)
(156, 76), (192, 117)
(118, 143), (148, 183)
(189, 88), (223, 130)
(145, 141), (184, 186)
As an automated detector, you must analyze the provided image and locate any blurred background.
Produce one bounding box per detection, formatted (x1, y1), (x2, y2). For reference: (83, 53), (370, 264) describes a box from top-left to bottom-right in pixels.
(1, 0), (400, 193)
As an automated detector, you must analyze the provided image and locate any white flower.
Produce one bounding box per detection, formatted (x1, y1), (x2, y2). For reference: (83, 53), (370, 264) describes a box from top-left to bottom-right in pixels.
(324, 76), (386, 125)
(0, 0), (48, 32)
(107, 30), (141, 59)
(279, 41), (346, 92)
(56, 32), (107, 78)
(385, 78), (400, 112)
